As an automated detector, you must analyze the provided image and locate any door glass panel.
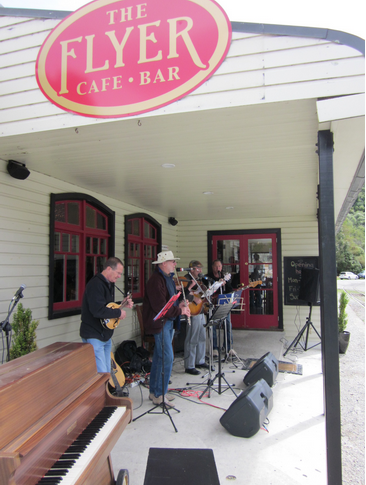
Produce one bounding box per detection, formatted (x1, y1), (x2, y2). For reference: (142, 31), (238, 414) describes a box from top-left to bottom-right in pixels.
(249, 288), (273, 315)
(215, 239), (240, 287)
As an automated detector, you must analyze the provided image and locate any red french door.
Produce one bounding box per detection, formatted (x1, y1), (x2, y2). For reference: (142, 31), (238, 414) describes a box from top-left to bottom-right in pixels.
(211, 233), (279, 329)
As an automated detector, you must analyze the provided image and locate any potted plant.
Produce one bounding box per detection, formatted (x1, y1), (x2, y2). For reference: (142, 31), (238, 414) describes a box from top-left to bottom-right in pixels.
(338, 290), (350, 354)
(9, 303), (39, 360)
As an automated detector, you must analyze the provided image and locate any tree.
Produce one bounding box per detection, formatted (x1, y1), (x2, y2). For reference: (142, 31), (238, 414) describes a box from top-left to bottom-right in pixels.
(336, 186), (365, 274)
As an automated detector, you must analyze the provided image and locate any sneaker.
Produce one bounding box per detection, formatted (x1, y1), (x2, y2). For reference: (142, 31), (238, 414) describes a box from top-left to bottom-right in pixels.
(196, 362), (209, 369)
(152, 395), (176, 407)
(213, 349), (219, 358)
(185, 368), (201, 375)
(149, 392), (175, 401)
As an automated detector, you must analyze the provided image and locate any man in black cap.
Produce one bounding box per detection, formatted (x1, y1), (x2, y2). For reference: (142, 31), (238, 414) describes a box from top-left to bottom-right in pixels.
(183, 260), (209, 375)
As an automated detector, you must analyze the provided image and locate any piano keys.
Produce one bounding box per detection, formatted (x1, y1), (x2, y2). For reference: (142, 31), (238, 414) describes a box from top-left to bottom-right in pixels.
(0, 342), (132, 485)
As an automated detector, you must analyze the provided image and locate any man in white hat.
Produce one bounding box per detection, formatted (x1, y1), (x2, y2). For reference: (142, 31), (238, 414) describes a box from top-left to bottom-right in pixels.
(143, 251), (191, 407)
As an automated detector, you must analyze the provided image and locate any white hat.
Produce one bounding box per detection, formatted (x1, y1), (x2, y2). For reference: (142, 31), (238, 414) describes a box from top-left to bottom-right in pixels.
(152, 250), (180, 264)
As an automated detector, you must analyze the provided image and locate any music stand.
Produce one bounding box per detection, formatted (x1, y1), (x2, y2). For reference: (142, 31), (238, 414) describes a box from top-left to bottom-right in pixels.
(133, 294), (181, 432)
(199, 302), (238, 399)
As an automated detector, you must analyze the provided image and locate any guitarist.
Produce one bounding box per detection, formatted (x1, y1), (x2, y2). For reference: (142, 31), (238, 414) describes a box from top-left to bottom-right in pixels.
(80, 257), (133, 374)
(204, 259), (234, 358)
(183, 261), (210, 376)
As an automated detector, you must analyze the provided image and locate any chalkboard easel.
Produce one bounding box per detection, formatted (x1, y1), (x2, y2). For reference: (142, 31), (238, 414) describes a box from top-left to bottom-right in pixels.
(284, 256), (319, 306)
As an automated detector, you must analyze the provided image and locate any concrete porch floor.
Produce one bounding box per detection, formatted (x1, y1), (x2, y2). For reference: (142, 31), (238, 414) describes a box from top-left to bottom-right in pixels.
(111, 329), (327, 484)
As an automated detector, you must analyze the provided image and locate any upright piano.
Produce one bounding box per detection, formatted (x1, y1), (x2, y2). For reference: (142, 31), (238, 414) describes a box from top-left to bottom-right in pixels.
(0, 342), (133, 485)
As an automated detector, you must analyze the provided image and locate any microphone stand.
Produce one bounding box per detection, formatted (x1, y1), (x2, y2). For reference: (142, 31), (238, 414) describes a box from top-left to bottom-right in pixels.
(1, 293), (24, 363)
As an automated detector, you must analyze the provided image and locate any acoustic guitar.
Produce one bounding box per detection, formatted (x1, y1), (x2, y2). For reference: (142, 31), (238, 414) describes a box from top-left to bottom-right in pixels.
(109, 352), (126, 396)
(189, 274), (231, 316)
(100, 294), (132, 330)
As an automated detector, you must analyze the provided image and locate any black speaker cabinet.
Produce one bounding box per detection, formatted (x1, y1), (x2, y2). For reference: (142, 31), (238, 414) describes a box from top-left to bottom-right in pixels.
(7, 160), (30, 180)
(298, 268), (320, 304)
(243, 351), (278, 387)
(220, 378), (273, 438)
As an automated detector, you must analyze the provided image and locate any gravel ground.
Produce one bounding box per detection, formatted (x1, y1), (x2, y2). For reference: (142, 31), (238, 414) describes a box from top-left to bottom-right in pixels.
(339, 287), (365, 485)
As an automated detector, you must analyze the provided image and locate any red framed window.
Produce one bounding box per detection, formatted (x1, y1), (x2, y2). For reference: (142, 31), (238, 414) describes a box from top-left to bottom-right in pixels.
(49, 194), (115, 319)
(125, 214), (161, 301)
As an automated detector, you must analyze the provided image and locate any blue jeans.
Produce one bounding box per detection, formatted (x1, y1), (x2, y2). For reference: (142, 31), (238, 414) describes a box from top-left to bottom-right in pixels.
(150, 320), (174, 398)
(82, 338), (112, 373)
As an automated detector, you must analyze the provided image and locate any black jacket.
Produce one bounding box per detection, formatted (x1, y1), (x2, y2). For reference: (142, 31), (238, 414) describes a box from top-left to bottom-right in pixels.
(80, 273), (121, 341)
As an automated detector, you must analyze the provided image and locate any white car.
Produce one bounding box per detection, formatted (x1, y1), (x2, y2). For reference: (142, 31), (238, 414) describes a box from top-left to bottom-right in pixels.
(339, 271), (358, 280)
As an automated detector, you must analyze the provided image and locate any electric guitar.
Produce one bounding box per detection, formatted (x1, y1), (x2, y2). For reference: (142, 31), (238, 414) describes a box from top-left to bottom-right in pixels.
(237, 280), (262, 290)
(100, 294), (133, 330)
(109, 352), (126, 396)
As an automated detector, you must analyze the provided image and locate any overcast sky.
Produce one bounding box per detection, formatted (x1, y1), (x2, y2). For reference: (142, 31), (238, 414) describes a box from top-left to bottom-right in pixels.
(0, 0), (364, 40)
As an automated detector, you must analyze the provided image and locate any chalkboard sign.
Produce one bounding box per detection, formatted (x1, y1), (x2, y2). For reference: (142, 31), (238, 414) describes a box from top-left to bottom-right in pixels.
(284, 256), (319, 305)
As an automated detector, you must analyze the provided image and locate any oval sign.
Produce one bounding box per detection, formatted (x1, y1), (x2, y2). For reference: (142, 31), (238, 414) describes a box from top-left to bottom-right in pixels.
(36, 0), (232, 118)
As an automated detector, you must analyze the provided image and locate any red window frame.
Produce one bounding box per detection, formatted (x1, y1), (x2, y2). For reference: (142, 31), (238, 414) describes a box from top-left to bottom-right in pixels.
(125, 214), (161, 301)
(49, 194), (115, 319)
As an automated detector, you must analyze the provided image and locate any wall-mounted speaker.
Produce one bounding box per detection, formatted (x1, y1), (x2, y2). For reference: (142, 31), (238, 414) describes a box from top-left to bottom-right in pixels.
(168, 217), (178, 226)
(243, 351), (279, 387)
(220, 378), (273, 438)
(7, 160), (30, 180)
(298, 268), (320, 304)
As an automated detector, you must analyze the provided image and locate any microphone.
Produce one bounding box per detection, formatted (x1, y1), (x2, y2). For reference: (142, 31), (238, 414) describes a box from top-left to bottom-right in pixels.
(201, 275), (214, 283)
(176, 267), (191, 272)
(13, 284), (26, 300)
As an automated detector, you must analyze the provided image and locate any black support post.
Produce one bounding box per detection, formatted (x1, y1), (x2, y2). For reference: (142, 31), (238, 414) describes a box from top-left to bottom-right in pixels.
(317, 130), (342, 485)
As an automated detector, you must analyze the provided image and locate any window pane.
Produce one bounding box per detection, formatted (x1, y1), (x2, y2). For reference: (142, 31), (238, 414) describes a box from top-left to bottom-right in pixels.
(55, 202), (66, 223)
(86, 237), (91, 254)
(86, 206), (95, 228)
(66, 256), (78, 301)
(100, 239), (107, 255)
(54, 232), (60, 252)
(93, 238), (99, 254)
(62, 233), (70, 252)
(97, 256), (105, 274)
(71, 235), (79, 253)
(54, 256), (64, 303)
(85, 256), (94, 285)
(144, 221), (149, 238)
(144, 259), (154, 286)
(97, 212), (106, 230)
(67, 203), (79, 225)
(132, 219), (139, 235)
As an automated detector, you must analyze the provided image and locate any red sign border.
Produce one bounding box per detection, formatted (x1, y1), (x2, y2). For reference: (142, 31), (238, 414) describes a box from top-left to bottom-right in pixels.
(36, 0), (232, 118)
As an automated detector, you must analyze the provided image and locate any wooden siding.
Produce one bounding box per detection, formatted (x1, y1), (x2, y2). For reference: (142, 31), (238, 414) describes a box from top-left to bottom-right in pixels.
(0, 162), (172, 357)
(0, 17), (364, 137)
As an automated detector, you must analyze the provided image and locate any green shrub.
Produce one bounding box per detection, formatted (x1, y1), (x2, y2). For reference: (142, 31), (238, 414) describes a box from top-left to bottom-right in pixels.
(338, 290), (350, 333)
(9, 303), (39, 360)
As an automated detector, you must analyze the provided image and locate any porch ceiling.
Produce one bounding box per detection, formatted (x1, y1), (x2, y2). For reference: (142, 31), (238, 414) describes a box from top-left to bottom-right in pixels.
(1, 99), (321, 221)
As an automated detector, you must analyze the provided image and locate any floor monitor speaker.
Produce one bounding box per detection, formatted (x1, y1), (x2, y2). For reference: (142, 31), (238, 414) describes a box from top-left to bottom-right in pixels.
(220, 378), (273, 438)
(243, 351), (279, 387)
